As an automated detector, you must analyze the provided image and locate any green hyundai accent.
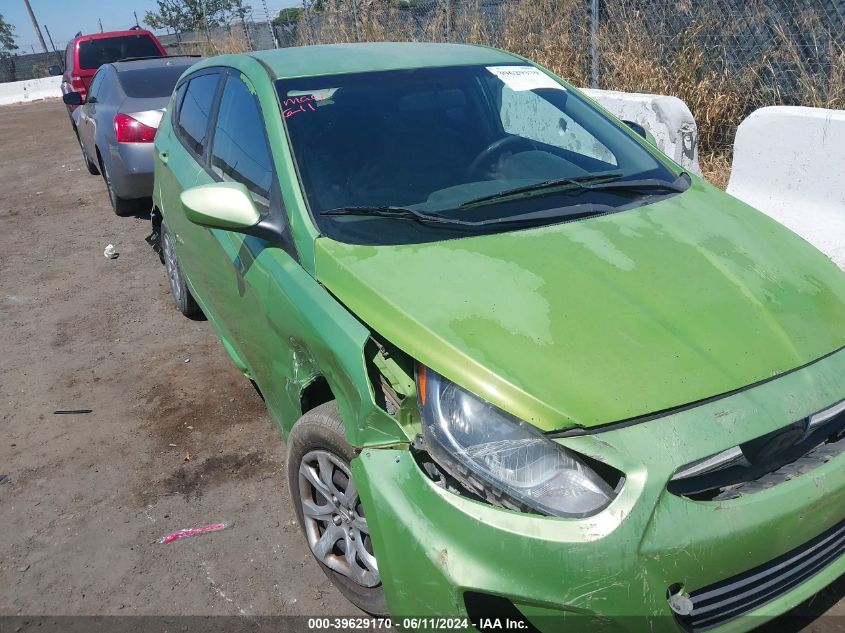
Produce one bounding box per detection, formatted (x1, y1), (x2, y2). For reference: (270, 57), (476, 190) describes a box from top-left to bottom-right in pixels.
(151, 42), (845, 631)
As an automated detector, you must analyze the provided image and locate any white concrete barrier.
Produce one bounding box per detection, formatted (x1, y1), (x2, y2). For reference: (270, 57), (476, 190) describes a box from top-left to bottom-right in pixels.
(727, 106), (845, 270)
(583, 88), (701, 175)
(0, 76), (62, 106)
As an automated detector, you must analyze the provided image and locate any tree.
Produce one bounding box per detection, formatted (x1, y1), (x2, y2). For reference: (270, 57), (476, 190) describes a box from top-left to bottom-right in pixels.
(0, 13), (17, 57)
(273, 7), (304, 25)
(144, 0), (249, 34)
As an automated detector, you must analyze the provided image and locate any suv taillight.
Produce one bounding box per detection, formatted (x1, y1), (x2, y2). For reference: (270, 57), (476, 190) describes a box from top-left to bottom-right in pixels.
(114, 113), (156, 143)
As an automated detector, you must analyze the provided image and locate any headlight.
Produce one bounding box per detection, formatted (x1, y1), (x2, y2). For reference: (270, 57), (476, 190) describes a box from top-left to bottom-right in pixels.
(417, 365), (618, 517)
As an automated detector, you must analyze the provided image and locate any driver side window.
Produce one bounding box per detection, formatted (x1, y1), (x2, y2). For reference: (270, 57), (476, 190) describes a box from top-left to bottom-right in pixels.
(499, 86), (616, 165)
(210, 74), (273, 209)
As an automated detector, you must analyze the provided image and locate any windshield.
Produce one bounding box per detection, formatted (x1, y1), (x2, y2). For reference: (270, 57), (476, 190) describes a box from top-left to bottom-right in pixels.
(276, 64), (684, 245)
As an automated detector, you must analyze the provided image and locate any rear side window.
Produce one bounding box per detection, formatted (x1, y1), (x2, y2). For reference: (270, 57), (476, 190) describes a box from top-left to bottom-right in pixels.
(119, 66), (189, 99)
(176, 74), (219, 155)
(211, 75), (273, 199)
(88, 66), (113, 103)
(78, 35), (161, 70)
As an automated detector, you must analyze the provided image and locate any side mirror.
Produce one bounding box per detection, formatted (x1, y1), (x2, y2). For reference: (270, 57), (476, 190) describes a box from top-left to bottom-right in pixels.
(181, 182), (261, 231)
(48, 65), (63, 76)
(62, 91), (83, 106)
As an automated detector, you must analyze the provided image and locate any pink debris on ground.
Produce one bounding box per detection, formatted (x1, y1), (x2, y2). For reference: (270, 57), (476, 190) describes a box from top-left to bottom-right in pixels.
(157, 521), (231, 544)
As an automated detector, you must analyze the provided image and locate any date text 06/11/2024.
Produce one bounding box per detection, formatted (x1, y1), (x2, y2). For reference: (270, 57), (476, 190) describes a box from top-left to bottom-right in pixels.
(307, 618), (530, 630)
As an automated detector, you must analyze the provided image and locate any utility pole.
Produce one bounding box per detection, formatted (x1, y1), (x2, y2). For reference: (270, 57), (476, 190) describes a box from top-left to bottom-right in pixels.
(22, 0), (49, 53)
(351, 0), (361, 41)
(302, 0), (311, 45)
(260, 0), (279, 48)
(43, 24), (57, 51)
(200, 0), (211, 45)
(43, 24), (61, 64)
(590, 0), (599, 88)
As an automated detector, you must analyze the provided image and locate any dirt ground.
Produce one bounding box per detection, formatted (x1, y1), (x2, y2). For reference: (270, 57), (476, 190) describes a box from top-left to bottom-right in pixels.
(0, 100), (354, 621)
(0, 100), (842, 631)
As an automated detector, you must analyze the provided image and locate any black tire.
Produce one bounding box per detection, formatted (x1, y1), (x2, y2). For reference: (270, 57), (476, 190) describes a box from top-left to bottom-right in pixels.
(73, 125), (99, 175)
(100, 156), (138, 216)
(161, 221), (200, 318)
(287, 402), (388, 616)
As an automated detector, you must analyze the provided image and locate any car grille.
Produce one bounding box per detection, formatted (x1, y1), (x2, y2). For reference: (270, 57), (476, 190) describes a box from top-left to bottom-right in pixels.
(668, 400), (845, 501)
(677, 517), (845, 631)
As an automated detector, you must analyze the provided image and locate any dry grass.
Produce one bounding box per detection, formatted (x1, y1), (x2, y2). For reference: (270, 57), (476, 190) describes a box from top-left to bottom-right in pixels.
(291, 0), (845, 188)
(168, 31), (252, 56)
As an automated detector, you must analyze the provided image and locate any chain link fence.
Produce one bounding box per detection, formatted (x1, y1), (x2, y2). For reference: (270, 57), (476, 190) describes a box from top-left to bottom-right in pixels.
(285, 0), (845, 100)
(277, 0), (845, 181)
(4, 0), (843, 179)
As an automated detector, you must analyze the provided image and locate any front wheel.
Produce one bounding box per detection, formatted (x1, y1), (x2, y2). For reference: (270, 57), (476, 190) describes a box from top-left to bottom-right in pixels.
(74, 126), (99, 175)
(288, 402), (388, 615)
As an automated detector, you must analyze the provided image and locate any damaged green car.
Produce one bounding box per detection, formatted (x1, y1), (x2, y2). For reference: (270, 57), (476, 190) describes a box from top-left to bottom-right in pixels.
(151, 42), (845, 631)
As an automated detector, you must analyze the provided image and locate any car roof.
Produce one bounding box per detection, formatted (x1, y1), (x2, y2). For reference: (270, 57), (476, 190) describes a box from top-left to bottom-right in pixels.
(245, 42), (522, 80)
(73, 29), (158, 44)
(111, 56), (200, 72)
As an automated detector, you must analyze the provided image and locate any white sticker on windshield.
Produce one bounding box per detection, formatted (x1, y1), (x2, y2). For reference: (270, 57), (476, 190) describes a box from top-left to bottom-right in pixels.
(486, 65), (565, 92)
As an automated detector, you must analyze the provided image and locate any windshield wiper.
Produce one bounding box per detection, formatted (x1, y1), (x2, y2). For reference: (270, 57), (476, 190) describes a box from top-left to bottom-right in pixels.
(460, 172), (689, 209)
(321, 205), (470, 225)
(322, 204), (622, 228)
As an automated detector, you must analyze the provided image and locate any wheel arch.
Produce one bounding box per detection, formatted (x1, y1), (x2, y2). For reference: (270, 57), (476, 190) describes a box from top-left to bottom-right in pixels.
(299, 375), (335, 417)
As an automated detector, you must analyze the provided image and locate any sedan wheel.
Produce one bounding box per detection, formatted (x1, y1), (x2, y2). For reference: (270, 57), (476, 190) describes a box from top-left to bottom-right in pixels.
(161, 222), (199, 318)
(288, 402), (388, 615)
(74, 127), (99, 175)
(298, 449), (380, 588)
(101, 158), (137, 216)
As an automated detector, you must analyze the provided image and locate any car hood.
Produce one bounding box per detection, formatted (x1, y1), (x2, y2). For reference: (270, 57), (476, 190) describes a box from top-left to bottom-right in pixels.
(314, 179), (845, 431)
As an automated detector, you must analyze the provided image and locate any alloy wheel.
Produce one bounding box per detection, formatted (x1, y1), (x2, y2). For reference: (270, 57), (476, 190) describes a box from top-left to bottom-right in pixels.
(298, 449), (380, 588)
(162, 231), (183, 305)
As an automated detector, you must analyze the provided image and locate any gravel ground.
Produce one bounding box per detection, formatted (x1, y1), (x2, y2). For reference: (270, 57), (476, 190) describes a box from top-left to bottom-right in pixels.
(0, 99), (842, 632)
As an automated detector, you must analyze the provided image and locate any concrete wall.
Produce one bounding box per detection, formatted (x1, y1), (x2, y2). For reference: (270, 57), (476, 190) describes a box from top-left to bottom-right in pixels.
(0, 76), (62, 106)
(727, 106), (845, 270)
(583, 88), (701, 175)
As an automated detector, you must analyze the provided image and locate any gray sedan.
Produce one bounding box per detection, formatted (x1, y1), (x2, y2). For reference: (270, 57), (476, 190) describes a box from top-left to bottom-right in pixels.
(64, 56), (200, 215)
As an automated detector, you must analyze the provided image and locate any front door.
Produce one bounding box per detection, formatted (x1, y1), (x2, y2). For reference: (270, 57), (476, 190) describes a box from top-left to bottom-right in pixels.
(156, 69), (222, 318)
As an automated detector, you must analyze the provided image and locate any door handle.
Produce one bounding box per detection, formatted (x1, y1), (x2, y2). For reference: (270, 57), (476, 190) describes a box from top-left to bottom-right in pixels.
(158, 150), (169, 165)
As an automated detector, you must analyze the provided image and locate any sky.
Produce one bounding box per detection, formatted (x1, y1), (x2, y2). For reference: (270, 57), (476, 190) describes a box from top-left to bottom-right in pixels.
(2, 0), (302, 54)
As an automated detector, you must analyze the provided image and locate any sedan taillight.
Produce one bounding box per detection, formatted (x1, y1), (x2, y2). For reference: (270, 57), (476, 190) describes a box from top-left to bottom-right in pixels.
(114, 113), (157, 143)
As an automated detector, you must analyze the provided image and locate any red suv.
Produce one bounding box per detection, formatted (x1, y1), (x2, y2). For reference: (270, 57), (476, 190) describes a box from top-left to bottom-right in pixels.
(58, 27), (167, 116)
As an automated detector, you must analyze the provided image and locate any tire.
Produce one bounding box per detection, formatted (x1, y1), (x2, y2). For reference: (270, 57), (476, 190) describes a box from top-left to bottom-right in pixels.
(288, 402), (388, 616)
(161, 221), (200, 318)
(100, 156), (138, 216)
(73, 126), (99, 175)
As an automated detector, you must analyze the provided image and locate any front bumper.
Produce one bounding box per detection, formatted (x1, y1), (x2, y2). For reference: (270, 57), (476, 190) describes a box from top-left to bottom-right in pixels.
(352, 348), (845, 632)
